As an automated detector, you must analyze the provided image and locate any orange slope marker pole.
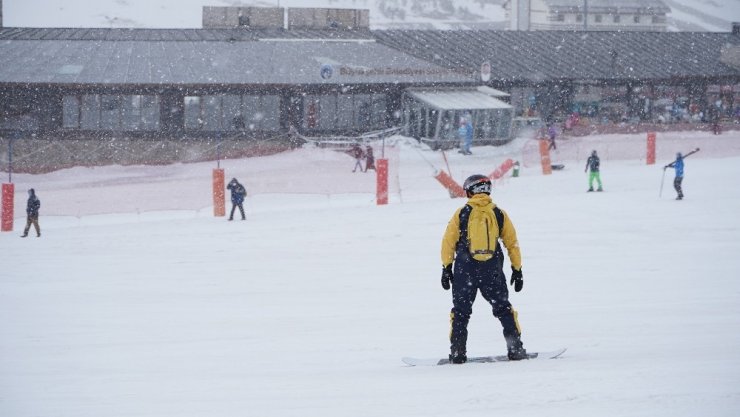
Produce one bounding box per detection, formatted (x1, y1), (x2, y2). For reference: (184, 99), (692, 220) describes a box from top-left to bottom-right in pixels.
(213, 168), (225, 217)
(376, 158), (389, 205)
(1, 183), (14, 232)
(646, 132), (656, 165)
(489, 158), (515, 180)
(434, 170), (466, 198)
(539, 139), (552, 175)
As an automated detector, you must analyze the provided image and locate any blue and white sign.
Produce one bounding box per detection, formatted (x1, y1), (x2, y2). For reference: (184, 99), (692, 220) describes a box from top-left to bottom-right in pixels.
(320, 64), (334, 80)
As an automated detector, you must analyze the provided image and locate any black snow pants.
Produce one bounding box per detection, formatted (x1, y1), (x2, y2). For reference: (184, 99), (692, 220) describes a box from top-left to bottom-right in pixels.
(674, 176), (684, 198)
(229, 203), (245, 220)
(450, 252), (520, 355)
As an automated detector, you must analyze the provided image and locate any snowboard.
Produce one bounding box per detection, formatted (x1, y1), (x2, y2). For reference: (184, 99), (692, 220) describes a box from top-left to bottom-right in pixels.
(402, 348), (566, 366)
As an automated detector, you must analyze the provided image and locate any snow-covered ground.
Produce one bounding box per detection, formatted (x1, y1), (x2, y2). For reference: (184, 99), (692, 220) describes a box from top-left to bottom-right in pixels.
(2, 130), (740, 417)
(3, 0), (739, 31)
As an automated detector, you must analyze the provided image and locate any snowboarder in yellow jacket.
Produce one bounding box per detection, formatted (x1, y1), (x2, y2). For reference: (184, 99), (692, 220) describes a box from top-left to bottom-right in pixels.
(440, 174), (526, 364)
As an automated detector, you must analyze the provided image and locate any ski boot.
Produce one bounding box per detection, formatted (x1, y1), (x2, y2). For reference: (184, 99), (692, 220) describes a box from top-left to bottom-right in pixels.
(587, 187), (594, 192)
(506, 336), (528, 361)
(449, 350), (467, 364)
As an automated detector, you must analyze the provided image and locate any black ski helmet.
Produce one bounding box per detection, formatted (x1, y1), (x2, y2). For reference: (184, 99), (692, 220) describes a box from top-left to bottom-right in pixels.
(463, 174), (492, 195)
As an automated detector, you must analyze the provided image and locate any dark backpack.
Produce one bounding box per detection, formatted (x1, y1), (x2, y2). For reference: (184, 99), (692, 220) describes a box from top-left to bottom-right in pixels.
(457, 204), (505, 266)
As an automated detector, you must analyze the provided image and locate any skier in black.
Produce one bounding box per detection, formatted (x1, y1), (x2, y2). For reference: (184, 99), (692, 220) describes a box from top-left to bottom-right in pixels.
(364, 145), (376, 172)
(349, 143), (365, 173)
(21, 188), (41, 238)
(226, 178), (247, 220)
(440, 174), (527, 364)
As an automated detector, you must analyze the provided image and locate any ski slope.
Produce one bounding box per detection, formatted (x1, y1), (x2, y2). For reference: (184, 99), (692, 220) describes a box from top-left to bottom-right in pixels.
(2, 130), (740, 417)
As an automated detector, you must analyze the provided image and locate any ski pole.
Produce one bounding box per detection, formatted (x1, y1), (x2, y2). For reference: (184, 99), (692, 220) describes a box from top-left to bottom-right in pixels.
(659, 167), (667, 198)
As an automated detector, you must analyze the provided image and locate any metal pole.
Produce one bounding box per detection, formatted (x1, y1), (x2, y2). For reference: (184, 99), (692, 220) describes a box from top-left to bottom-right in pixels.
(8, 135), (12, 183)
(584, 0), (588, 31)
(217, 133), (221, 169)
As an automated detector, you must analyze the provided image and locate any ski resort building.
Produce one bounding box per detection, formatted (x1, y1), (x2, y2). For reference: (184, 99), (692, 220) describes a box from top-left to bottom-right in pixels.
(0, 6), (738, 169)
(373, 28), (740, 127)
(506, 0), (671, 32)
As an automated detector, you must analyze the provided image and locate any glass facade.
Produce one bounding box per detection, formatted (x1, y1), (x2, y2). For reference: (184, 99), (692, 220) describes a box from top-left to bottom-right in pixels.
(184, 94), (279, 131)
(302, 93), (387, 131)
(63, 95), (160, 131)
(402, 93), (513, 145)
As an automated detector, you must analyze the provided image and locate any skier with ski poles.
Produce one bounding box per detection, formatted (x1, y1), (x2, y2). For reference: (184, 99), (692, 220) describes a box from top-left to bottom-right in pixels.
(664, 148), (699, 200)
(440, 174), (527, 364)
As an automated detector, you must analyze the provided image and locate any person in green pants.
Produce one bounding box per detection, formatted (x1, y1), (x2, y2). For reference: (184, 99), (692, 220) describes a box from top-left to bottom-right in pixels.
(585, 150), (603, 192)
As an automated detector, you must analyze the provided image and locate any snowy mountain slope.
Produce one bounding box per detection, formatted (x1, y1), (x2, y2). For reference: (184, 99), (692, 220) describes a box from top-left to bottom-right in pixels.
(3, 0), (739, 31)
(2, 130), (740, 417)
(664, 0), (740, 32)
(2, 0), (507, 29)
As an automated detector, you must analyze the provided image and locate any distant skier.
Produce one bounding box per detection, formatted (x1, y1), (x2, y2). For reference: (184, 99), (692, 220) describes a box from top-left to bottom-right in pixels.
(664, 152), (685, 200)
(458, 117), (473, 155)
(226, 178), (247, 220)
(364, 145), (375, 172)
(440, 174), (527, 364)
(349, 143), (365, 172)
(710, 104), (722, 135)
(547, 123), (557, 150)
(21, 188), (41, 238)
(585, 150), (603, 192)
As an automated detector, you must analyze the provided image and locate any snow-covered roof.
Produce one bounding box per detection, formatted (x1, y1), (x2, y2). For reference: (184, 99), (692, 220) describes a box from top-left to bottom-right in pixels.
(476, 85), (510, 97)
(406, 89), (512, 110)
(0, 28), (473, 85)
(373, 29), (740, 82)
(0, 27), (737, 85)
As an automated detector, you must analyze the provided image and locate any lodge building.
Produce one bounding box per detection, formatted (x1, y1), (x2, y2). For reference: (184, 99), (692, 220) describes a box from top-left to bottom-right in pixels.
(0, 6), (738, 169)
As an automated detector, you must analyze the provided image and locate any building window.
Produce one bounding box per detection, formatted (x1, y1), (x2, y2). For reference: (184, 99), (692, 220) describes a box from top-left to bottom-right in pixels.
(576, 14), (583, 22)
(63, 94), (160, 131)
(62, 96), (80, 128)
(595, 14), (602, 23)
(613, 14), (621, 23)
(303, 93), (387, 131)
(634, 15), (640, 23)
(652, 15), (666, 24)
(184, 94), (279, 131)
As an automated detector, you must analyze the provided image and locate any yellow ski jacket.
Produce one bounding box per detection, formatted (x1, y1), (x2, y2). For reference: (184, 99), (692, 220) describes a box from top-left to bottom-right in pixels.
(441, 193), (522, 270)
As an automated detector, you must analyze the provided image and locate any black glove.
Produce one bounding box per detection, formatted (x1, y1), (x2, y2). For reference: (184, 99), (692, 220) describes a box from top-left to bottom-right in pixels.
(441, 264), (453, 290)
(510, 267), (523, 292)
